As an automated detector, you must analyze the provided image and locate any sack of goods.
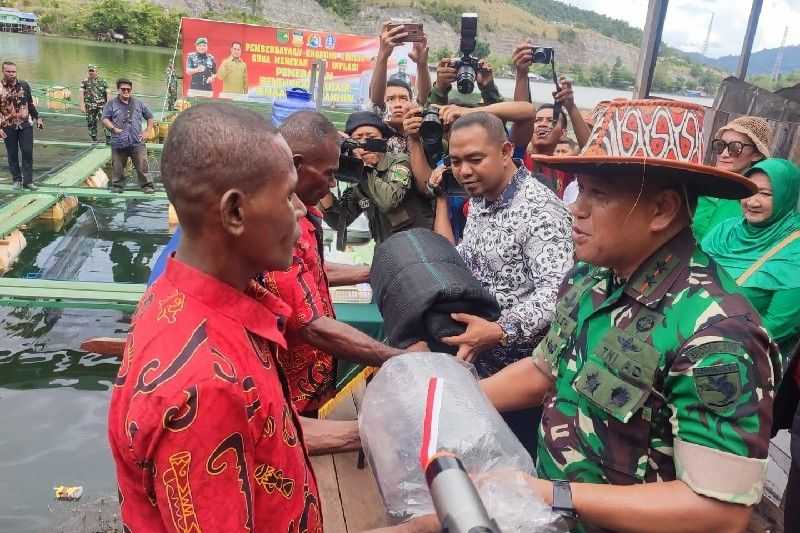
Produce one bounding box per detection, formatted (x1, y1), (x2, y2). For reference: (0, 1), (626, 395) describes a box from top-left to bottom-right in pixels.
(359, 353), (564, 532)
(370, 228), (500, 353)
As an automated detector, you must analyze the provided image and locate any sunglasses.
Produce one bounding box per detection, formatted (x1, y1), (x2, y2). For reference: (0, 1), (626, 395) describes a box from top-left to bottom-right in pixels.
(711, 139), (756, 157)
(119, 87), (132, 92)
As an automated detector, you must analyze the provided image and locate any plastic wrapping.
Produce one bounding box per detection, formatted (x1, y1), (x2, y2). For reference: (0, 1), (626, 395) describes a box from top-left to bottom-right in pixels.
(359, 353), (564, 532)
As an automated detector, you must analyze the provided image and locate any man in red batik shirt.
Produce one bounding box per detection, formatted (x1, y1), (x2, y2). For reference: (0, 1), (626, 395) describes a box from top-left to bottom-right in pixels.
(107, 103), (364, 532)
(264, 111), (419, 415)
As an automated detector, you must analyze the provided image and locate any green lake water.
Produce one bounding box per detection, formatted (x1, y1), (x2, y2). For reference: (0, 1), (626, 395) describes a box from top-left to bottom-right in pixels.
(1, 32), (175, 532)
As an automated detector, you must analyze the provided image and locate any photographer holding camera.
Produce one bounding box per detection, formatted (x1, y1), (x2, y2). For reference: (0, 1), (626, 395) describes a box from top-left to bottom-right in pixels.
(429, 14), (503, 107)
(320, 111), (434, 246)
(368, 22), (433, 151)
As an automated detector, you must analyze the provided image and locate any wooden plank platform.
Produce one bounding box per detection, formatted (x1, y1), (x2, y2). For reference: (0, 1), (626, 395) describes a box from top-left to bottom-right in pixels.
(311, 452), (388, 532)
(0, 194), (60, 236)
(35, 140), (164, 150)
(0, 278), (145, 310)
(0, 184), (168, 200)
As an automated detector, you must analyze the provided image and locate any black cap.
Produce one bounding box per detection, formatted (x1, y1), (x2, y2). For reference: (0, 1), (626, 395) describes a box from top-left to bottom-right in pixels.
(345, 111), (394, 138)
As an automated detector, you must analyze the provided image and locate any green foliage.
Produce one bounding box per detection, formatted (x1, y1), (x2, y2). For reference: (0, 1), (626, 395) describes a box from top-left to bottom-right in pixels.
(432, 46), (453, 61)
(199, 7), (269, 25)
(747, 70), (800, 91)
(417, 0), (464, 29)
(474, 39), (490, 59)
(557, 27), (576, 44)
(609, 56), (633, 89)
(27, 0), (182, 46)
(317, 0), (358, 19)
(589, 63), (609, 87)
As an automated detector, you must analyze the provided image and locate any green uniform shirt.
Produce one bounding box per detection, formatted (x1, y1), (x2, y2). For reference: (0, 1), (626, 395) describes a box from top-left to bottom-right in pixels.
(322, 152), (433, 245)
(80, 77), (109, 110)
(217, 57), (248, 94)
(533, 229), (781, 531)
(692, 197), (742, 242)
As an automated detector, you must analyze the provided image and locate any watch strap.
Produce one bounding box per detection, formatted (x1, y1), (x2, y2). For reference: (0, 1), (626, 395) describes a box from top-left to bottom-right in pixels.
(552, 480), (577, 520)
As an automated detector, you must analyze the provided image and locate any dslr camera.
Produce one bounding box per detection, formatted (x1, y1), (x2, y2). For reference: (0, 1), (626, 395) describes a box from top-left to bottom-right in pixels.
(419, 105), (445, 166)
(451, 13), (481, 94)
(336, 137), (388, 183)
(433, 155), (467, 198)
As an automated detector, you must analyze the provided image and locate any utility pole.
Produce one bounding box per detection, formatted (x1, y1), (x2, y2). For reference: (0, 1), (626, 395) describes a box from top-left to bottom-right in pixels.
(633, 0), (669, 99)
(701, 13), (714, 56)
(736, 0), (763, 80)
(772, 26), (789, 82)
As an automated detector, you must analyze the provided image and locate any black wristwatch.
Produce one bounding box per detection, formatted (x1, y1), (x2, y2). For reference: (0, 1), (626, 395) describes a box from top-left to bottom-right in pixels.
(552, 480), (578, 524)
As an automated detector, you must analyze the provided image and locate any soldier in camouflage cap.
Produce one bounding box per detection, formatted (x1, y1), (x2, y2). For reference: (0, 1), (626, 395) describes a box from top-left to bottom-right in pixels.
(79, 65), (110, 142)
(481, 100), (783, 532)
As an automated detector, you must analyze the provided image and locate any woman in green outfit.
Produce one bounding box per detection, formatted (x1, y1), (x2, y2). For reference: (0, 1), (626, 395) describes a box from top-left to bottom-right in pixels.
(703, 158), (800, 357)
(693, 116), (772, 241)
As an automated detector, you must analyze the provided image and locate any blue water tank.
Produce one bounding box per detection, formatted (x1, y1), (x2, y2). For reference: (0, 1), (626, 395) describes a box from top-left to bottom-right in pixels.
(271, 88), (316, 127)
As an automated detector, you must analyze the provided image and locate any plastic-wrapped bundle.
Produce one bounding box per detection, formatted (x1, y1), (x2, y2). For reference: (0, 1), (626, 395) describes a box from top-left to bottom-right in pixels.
(359, 353), (563, 532)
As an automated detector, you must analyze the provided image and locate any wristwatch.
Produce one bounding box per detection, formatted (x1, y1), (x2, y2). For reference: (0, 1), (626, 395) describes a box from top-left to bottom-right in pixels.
(552, 480), (578, 525)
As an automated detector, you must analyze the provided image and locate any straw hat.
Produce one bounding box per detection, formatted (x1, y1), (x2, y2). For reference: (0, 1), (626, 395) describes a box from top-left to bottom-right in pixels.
(716, 115), (772, 158)
(530, 99), (757, 199)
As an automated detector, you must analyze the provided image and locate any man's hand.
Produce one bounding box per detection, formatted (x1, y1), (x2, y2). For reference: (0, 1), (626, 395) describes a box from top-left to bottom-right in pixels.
(554, 76), (576, 110)
(379, 22), (407, 59)
(428, 165), (447, 190)
(408, 37), (429, 65)
(36, 118), (44, 130)
(435, 58), (457, 92)
(512, 42), (533, 75)
(403, 105), (423, 139)
(476, 59), (494, 89)
(207, 74), (216, 83)
(441, 313), (503, 362)
(406, 340), (431, 352)
(0, 129), (6, 140)
(79, 103), (86, 113)
(439, 104), (470, 126)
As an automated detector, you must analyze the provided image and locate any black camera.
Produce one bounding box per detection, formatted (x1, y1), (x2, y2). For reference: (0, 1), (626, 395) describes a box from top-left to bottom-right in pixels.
(532, 46), (554, 64)
(435, 155), (467, 198)
(453, 13), (480, 94)
(336, 138), (388, 183)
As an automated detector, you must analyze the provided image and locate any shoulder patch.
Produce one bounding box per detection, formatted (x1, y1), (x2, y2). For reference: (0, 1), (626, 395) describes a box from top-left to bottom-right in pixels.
(693, 363), (741, 412)
(684, 341), (745, 363)
(387, 163), (411, 186)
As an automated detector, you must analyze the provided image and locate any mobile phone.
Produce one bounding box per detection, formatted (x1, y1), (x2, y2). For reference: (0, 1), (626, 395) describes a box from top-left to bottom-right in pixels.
(386, 22), (425, 43)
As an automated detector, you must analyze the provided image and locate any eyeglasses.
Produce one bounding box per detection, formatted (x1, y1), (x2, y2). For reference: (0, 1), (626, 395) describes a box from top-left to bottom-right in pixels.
(711, 139), (756, 157)
(119, 87), (132, 92)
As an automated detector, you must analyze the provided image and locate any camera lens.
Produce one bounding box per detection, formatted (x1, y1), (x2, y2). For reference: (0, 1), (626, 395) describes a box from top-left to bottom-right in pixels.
(456, 63), (476, 94)
(532, 47), (546, 63)
(420, 111), (443, 143)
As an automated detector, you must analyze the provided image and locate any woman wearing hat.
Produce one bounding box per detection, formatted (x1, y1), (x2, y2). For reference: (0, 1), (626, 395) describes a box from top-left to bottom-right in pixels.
(702, 158), (800, 357)
(693, 116), (773, 241)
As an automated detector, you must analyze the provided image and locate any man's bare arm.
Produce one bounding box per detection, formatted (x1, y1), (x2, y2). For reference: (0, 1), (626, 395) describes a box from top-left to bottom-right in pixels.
(325, 262), (370, 286)
(299, 417), (361, 456)
(301, 316), (402, 366)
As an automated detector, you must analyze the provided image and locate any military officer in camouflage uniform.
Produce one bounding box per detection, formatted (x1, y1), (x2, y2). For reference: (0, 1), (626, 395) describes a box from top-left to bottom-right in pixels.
(481, 100), (783, 533)
(320, 111), (433, 246)
(79, 65), (110, 142)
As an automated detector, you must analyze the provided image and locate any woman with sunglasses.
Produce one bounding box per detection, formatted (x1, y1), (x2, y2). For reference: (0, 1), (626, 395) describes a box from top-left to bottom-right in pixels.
(693, 116), (772, 241)
(702, 158), (800, 358)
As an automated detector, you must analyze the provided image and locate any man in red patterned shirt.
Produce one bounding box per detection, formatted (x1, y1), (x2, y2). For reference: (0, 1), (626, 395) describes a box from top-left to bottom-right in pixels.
(266, 111), (412, 415)
(107, 103), (362, 532)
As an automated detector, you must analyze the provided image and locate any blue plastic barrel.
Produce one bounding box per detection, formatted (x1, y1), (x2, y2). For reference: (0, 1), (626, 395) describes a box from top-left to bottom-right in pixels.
(271, 88), (316, 127)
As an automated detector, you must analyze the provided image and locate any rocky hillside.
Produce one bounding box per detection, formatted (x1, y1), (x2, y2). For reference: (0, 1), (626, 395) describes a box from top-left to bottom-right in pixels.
(156, 0), (641, 71)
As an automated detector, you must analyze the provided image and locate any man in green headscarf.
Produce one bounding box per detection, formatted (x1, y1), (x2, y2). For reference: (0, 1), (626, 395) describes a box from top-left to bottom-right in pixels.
(703, 158), (800, 356)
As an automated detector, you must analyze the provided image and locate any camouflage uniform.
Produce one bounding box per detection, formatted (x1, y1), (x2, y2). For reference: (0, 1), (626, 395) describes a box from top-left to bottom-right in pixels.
(322, 152), (434, 246)
(80, 77), (109, 141)
(166, 65), (178, 111)
(533, 228), (782, 533)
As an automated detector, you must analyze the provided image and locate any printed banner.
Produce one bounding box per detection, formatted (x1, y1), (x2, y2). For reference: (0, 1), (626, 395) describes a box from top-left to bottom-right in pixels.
(180, 17), (418, 108)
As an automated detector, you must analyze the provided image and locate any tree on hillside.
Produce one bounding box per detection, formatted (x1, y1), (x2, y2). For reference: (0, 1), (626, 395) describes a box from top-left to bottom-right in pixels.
(609, 57), (633, 89)
(590, 64), (609, 87)
(475, 40), (491, 59)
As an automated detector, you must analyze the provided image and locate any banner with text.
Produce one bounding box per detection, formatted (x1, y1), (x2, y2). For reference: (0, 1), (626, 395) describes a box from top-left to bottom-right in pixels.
(180, 18), (418, 108)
